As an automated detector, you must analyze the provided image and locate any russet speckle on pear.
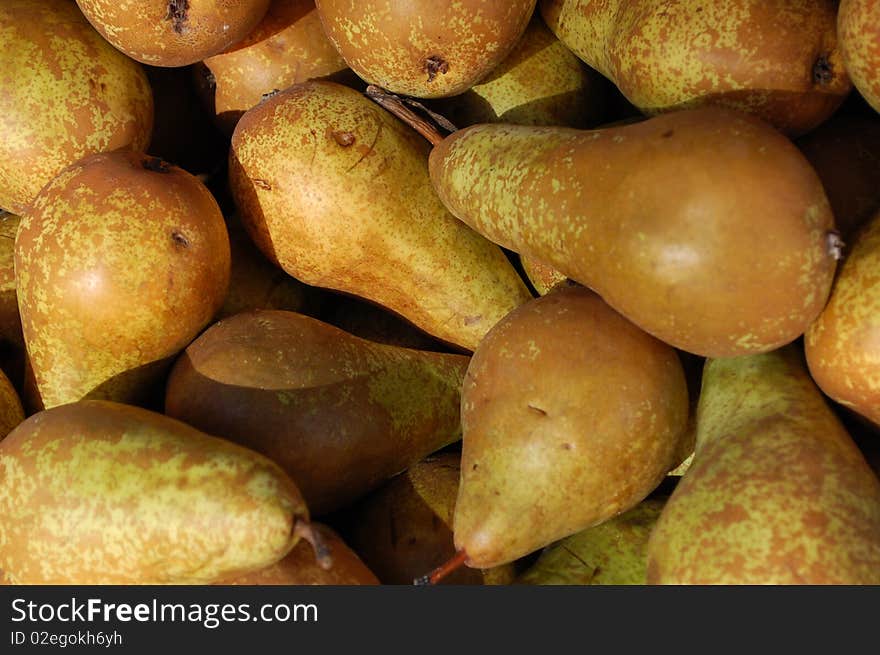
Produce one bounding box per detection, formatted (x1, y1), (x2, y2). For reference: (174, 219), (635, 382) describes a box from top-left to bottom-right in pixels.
(429, 107), (838, 358)
(315, 0), (536, 98)
(75, 0), (272, 67)
(15, 150), (231, 410)
(540, 0), (851, 136)
(454, 285), (688, 568)
(164, 309), (468, 516)
(839, 0), (880, 114)
(0, 400), (309, 585)
(0, 0), (154, 215)
(646, 346), (880, 584)
(229, 80), (532, 352)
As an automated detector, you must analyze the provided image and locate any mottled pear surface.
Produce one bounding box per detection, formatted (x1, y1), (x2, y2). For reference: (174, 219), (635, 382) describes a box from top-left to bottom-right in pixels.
(315, 0), (536, 98)
(647, 347), (880, 584)
(345, 452), (516, 585)
(429, 108), (837, 358)
(455, 286), (688, 568)
(520, 255), (569, 296)
(165, 310), (468, 515)
(806, 210), (880, 427)
(200, 0), (352, 135)
(517, 497), (664, 585)
(16, 151), (231, 410)
(76, 0), (271, 67)
(221, 523), (378, 585)
(540, 0), (850, 135)
(839, 0), (880, 113)
(0, 0), (153, 214)
(0, 400), (308, 585)
(230, 81), (532, 351)
(435, 15), (605, 129)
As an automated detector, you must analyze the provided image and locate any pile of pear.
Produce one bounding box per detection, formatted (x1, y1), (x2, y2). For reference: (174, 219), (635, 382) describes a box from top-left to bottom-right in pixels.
(1, 0), (880, 586)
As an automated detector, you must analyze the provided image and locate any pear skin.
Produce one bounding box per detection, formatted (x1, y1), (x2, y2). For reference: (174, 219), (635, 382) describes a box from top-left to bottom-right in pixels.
(839, 0), (880, 113)
(15, 151), (231, 411)
(454, 285), (688, 568)
(0, 367), (23, 439)
(343, 452), (516, 585)
(516, 497), (665, 585)
(165, 310), (468, 516)
(540, 0), (850, 136)
(646, 346), (880, 584)
(520, 254), (569, 296)
(429, 107), (838, 358)
(0, 400), (309, 585)
(229, 81), (532, 352)
(806, 209), (880, 427)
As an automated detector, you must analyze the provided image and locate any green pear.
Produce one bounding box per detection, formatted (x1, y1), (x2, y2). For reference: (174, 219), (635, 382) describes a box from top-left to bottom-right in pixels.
(516, 497), (665, 585)
(646, 346), (880, 584)
(229, 80), (533, 352)
(342, 451), (517, 585)
(839, 0), (880, 113)
(165, 309), (468, 516)
(539, 0), (850, 136)
(0, 400), (311, 585)
(428, 107), (838, 358)
(453, 285), (688, 569)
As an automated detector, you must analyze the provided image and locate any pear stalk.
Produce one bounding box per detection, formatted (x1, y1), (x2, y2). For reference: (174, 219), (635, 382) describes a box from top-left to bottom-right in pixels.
(414, 550), (468, 585)
(293, 519), (334, 571)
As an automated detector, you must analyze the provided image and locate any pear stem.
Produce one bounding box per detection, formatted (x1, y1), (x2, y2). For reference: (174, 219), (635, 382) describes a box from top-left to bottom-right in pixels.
(364, 85), (455, 147)
(293, 519), (334, 570)
(413, 549), (468, 585)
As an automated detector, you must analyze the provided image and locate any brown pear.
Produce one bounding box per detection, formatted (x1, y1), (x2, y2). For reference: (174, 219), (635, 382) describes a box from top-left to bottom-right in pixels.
(453, 285), (688, 569)
(806, 209), (880, 427)
(165, 309), (469, 516)
(15, 151), (231, 410)
(520, 255), (570, 296)
(0, 400), (311, 585)
(343, 452), (516, 585)
(229, 80), (533, 352)
(646, 346), (880, 584)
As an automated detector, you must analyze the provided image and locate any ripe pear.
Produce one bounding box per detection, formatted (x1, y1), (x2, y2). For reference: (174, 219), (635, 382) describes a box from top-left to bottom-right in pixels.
(516, 497), (665, 585)
(540, 0), (850, 136)
(429, 107), (838, 358)
(839, 0), (880, 113)
(15, 150), (231, 410)
(453, 285), (688, 569)
(315, 0), (536, 98)
(342, 452), (516, 585)
(647, 346), (880, 584)
(520, 255), (569, 296)
(198, 0), (354, 136)
(806, 209), (880, 427)
(220, 523), (379, 585)
(229, 81), (532, 352)
(0, 0), (153, 214)
(433, 14), (606, 129)
(0, 400), (312, 585)
(75, 0), (271, 67)
(164, 309), (469, 516)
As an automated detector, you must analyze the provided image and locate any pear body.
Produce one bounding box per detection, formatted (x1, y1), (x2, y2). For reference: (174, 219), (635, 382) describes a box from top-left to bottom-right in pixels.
(429, 108), (837, 358)
(839, 0), (880, 113)
(230, 81), (532, 352)
(646, 347), (880, 584)
(454, 285), (688, 568)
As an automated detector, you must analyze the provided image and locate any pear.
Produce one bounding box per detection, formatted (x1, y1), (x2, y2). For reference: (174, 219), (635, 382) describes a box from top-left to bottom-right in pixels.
(15, 151), (231, 410)
(220, 523), (379, 585)
(453, 285), (688, 569)
(0, 367), (23, 439)
(646, 346), (880, 584)
(342, 452), (516, 585)
(433, 14), (606, 129)
(164, 309), (469, 516)
(520, 255), (569, 296)
(805, 209), (880, 427)
(229, 80), (533, 352)
(0, 0), (153, 214)
(314, 0), (536, 98)
(428, 107), (838, 358)
(539, 0), (850, 136)
(839, 0), (880, 113)
(516, 497), (665, 585)
(0, 400), (313, 585)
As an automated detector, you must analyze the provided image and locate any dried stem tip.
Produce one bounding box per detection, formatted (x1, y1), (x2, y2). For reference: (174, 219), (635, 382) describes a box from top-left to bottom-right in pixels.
(293, 520), (334, 571)
(413, 549), (469, 585)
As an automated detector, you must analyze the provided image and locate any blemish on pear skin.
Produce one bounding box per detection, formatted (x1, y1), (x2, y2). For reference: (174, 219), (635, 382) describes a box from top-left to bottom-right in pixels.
(253, 178), (272, 191)
(424, 55), (450, 83)
(171, 232), (189, 249)
(333, 131), (356, 147)
(528, 404), (547, 416)
(812, 55), (834, 86)
(142, 157), (171, 174)
(165, 0), (190, 35)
